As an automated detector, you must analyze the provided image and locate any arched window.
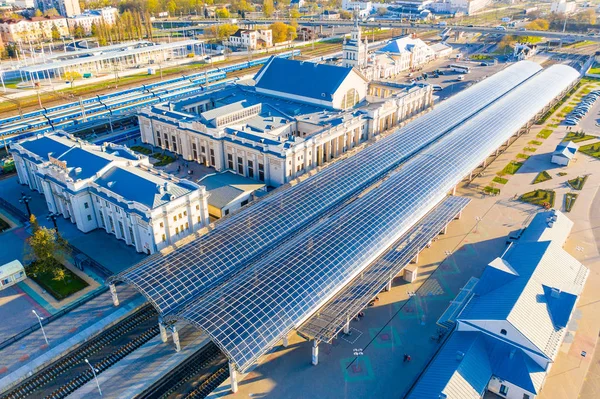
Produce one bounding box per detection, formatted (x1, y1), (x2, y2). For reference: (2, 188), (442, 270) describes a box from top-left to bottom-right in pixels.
(341, 88), (359, 109)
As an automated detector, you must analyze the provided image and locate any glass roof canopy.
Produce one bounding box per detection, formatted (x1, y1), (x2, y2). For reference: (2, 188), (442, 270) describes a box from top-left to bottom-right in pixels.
(167, 64), (578, 372)
(298, 195), (471, 343)
(110, 61), (543, 316)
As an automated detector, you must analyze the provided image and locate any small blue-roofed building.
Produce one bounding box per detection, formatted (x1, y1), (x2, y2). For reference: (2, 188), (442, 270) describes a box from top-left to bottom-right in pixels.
(551, 140), (579, 166)
(11, 133), (210, 254)
(139, 57), (432, 187)
(410, 210), (588, 399)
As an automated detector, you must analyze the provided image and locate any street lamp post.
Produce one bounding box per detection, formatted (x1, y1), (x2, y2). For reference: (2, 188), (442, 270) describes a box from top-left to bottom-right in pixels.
(47, 212), (59, 232)
(19, 192), (32, 217)
(85, 359), (102, 396)
(474, 216), (482, 233)
(32, 310), (48, 345)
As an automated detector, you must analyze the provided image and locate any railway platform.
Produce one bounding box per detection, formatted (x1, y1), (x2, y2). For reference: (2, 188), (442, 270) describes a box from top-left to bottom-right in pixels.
(71, 326), (208, 398)
(0, 285), (143, 394)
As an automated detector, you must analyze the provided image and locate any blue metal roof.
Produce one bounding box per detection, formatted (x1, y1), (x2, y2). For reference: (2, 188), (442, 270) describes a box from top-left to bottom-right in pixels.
(407, 331), (491, 399)
(409, 331), (546, 398)
(95, 166), (191, 209)
(58, 147), (112, 180)
(254, 57), (354, 102)
(19, 136), (72, 161)
(542, 285), (577, 329)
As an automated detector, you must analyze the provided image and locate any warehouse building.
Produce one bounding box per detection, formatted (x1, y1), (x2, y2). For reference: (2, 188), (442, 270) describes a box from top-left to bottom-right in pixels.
(410, 210), (588, 399)
(11, 133), (209, 254)
(138, 57), (433, 187)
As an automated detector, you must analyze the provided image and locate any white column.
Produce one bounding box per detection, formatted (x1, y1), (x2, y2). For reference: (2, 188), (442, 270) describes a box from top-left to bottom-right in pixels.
(343, 317), (350, 334)
(171, 325), (181, 352)
(282, 336), (289, 348)
(386, 279), (392, 292)
(441, 225), (448, 235)
(229, 361), (238, 393)
(455, 211), (462, 220)
(312, 340), (319, 366)
(412, 253), (419, 264)
(159, 321), (168, 343)
(452, 186), (456, 196)
(109, 283), (119, 306)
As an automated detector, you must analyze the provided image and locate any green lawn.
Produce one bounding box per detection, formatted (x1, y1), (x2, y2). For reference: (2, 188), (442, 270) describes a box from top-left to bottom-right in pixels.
(537, 129), (553, 139)
(533, 171), (552, 184)
(524, 147), (537, 152)
(130, 145), (153, 155)
(484, 186), (500, 195)
(568, 175), (588, 190)
(499, 161), (524, 175)
(579, 143), (600, 159)
(27, 260), (89, 300)
(558, 172), (568, 177)
(493, 176), (508, 185)
(565, 193), (578, 212)
(564, 132), (596, 143)
(516, 153), (530, 160)
(152, 153), (176, 166)
(470, 54), (494, 60)
(520, 189), (555, 208)
(528, 140), (543, 146)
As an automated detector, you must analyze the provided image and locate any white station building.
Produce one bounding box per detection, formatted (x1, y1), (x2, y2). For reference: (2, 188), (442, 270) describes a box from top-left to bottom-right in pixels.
(410, 210), (589, 399)
(11, 133), (210, 254)
(138, 57), (433, 187)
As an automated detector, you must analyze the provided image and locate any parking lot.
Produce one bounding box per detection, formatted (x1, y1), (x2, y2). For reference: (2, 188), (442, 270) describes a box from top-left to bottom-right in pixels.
(390, 54), (509, 101)
(572, 90), (600, 135)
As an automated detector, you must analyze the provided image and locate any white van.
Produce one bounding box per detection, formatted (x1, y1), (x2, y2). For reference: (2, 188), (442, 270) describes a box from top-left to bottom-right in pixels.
(432, 84), (443, 91)
(457, 75), (465, 81)
(496, 25), (507, 31)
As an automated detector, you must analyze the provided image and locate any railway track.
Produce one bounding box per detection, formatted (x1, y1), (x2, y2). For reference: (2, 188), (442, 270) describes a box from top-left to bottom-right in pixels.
(0, 304), (159, 399)
(137, 342), (228, 399)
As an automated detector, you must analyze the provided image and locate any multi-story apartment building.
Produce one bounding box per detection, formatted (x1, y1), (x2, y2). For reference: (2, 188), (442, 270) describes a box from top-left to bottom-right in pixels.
(67, 7), (118, 34)
(36, 0), (81, 17)
(0, 16), (69, 42)
(138, 57), (433, 188)
(11, 133), (210, 254)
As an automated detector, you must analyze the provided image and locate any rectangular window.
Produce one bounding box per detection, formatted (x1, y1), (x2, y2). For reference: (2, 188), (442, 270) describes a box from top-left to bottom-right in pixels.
(224, 209), (229, 216)
(118, 221), (125, 237)
(95, 197), (99, 203)
(162, 233), (166, 242)
(248, 160), (254, 178)
(99, 212), (105, 227)
(523, 395), (530, 399)
(163, 133), (169, 149)
(171, 136), (177, 152)
(499, 385), (509, 396)
(241, 199), (249, 207)
(178, 213), (182, 220)
(83, 202), (89, 209)
(192, 143), (198, 160)
(173, 216), (177, 222)
(183, 211), (187, 217)
(160, 222), (164, 228)
(210, 149), (215, 166)
(237, 157), (244, 175)
(196, 205), (200, 210)
(185, 222), (189, 230)
(197, 216), (201, 223)
(258, 162), (265, 181)
(227, 154), (234, 170)
(115, 207), (120, 214)
(87, 215), (92, 221)
(129, 226), (135, 244)
(175, 226), (179, 234)
(157, 135), (162, 147)
(201, 145), (206, 154)
(109, 216), (115, 233)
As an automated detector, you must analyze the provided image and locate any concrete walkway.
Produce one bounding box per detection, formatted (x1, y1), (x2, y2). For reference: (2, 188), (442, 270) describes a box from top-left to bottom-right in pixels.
(0, 285), (141, 393)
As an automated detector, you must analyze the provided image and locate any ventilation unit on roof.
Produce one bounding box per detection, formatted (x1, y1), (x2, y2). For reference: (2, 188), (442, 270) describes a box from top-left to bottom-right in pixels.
(455, 351), (464, 361)
(74, 167), (82, 174)
(107, 181), (115, 188)
(551, 288), (561, 298)
(548, 221), (554, 228)
(321, 93), (326, 98)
